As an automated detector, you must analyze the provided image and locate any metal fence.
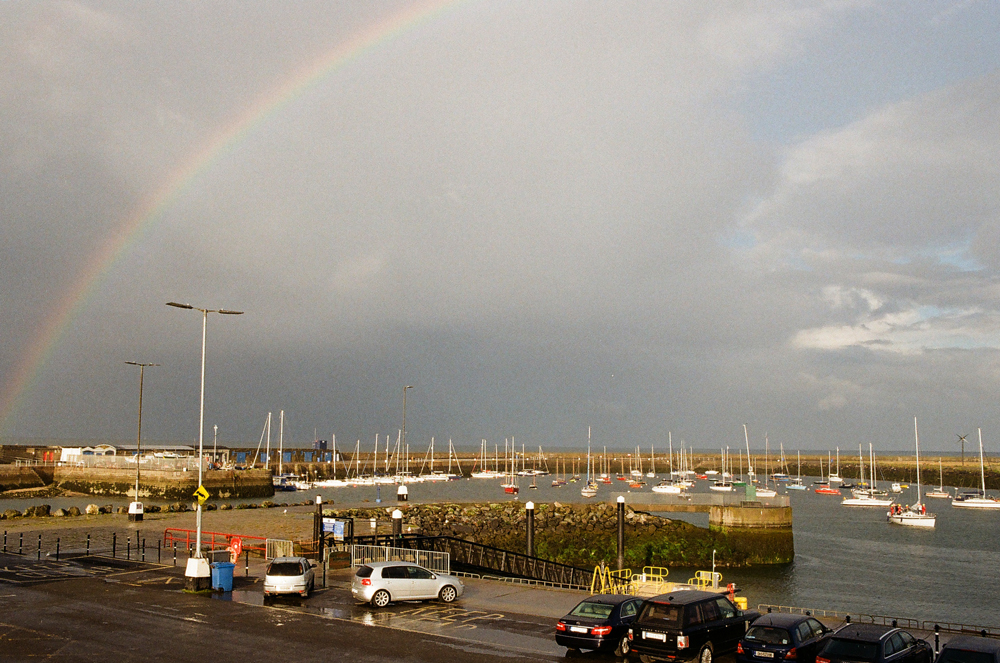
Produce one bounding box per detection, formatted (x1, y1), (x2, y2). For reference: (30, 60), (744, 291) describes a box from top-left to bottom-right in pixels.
(350, 544), (450, 574)
(266, 539), (294, 560)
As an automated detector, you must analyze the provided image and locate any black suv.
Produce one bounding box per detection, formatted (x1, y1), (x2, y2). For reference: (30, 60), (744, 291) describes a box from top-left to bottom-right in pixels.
(628, 590), (760, 663)
(816, 624), (932, 663)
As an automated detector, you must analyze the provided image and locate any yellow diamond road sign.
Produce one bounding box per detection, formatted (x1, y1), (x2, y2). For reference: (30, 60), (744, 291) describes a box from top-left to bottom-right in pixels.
(194, 485), (209, 504)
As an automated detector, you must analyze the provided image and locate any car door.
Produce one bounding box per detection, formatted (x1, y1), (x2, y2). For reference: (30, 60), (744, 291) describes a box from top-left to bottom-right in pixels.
(711, 596), (741, 651)
(407, 565), (438, 599)
(884, 632), (905, 663)
(896, 631), (927, 663)
(381, 565), (412, 599)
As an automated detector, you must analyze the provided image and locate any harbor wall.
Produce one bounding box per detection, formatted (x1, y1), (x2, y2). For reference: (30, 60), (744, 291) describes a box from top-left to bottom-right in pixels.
(324, 501), (794, 568)
(51, 467), (274, 500)
(0, 466), (49, 492)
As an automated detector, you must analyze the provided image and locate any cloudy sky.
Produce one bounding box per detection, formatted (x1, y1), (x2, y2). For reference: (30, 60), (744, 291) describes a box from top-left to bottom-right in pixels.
(2, 1), (1000, 454)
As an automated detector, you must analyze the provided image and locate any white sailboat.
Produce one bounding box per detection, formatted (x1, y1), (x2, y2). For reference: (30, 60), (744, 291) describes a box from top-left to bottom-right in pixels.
(755, 434), (778, 497)
(925, 459), (950, 499)
(787, 451), (807, 490)
(888, 417), (935, 527)
(581, 427), (599, 498)
(843, 444), (894, 507)
(829, 447), (843, 484)
(952, 429), (1000, 509)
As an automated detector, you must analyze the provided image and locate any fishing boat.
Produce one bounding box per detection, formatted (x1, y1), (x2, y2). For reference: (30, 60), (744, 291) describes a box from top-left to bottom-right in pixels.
(925, 459), (950, 499)
(952, 429), (1000, 509)
(843, 444), (894, 507)
(888, 417), (935, 527)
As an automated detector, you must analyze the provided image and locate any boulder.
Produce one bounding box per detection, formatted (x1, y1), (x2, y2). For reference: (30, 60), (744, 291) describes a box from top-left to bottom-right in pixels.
(86, 504), (100, 515)
(52, 508), (67, 517)
(2, 509), (20, 519)
(67, 506), (82, 517)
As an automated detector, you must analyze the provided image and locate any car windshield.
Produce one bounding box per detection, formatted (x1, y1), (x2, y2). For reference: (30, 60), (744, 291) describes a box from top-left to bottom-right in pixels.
(266, 562), (303, 577)
(939, 651), (996, 663)
(746, 626), (792, 645)
(822, 638), (879, 661)
(637, 602), (683, 628)
(569, 601), (614, 619)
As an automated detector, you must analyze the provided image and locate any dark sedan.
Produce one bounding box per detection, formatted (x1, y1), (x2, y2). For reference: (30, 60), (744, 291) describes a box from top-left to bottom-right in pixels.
(556, 594), (644, 657)
(935, 635), (1000, 663)
(737, 613), (832, 663)
(816, 624), (932, 663)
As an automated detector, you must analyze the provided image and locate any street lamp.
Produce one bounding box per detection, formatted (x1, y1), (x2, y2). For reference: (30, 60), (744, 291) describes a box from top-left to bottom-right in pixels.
(125, 361), (158, 523)
(402, 385), (414, 456)
(167, 301), (243, 590)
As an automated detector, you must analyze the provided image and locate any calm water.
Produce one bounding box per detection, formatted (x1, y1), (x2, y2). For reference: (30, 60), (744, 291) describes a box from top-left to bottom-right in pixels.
(2, 475), (998, 627)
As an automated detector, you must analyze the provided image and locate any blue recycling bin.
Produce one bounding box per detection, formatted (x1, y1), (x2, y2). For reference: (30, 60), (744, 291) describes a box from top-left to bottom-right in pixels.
(210, 562), (235, 592)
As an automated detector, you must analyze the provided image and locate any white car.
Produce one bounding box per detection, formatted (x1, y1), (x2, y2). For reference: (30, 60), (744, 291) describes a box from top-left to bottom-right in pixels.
(263, 556), (316, 598)
(351, 561), (464, 608)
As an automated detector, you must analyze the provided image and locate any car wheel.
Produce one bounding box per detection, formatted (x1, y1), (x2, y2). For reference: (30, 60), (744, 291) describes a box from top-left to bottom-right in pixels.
(613, 634), (631, 658)
(371, 589), (391, 608)
(439, 585), (458, 603)
(698, 645), (713, 663)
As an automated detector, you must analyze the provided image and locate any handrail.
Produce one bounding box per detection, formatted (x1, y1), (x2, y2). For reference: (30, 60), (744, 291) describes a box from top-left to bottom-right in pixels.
(162, 528), (267, 555)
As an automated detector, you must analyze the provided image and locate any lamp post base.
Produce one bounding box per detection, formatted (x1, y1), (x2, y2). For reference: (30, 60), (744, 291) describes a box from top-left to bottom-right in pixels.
(128, 501), (144, 523)
(184, 557), (211, 591)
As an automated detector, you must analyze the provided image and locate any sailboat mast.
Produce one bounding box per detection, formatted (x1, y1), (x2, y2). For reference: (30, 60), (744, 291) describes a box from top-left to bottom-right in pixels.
(979, 428), (986, 494)
(914, 417), (922, 504)
(278, 409), (284, 475)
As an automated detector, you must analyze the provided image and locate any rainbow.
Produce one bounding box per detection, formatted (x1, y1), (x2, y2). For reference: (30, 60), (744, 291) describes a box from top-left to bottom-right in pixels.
(0, 0), (466, 435)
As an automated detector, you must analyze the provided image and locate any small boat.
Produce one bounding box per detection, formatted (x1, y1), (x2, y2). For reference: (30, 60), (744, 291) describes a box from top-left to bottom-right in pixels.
(814, 457), (840, 494)
(581, 427), (599, 498)
(843, 444), (894, 507)
(888, 417), (935, 527)
(925, 459), (950, 499)
(890, 483), (903, 494)
(787, 452), (807, 490)
(651, 479), (685, 494)
(952, 429), (1000, 509)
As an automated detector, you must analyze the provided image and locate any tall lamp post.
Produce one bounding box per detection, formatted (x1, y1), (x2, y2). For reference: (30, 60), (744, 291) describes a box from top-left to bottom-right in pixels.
(125, 361), (158, 523)
(167, 301), (243, 590)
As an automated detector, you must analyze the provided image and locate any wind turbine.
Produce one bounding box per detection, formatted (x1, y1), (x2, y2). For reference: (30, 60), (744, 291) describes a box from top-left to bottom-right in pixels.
(958, 434), (968, 466)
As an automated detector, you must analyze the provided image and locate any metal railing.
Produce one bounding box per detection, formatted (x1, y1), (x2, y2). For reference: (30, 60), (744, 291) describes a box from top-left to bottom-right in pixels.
(352, 534), (594, 588)
(349, 544), (450, 574)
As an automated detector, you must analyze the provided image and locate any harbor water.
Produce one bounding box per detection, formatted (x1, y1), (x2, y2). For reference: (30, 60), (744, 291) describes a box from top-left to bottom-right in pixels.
(2, 474), (998, 627)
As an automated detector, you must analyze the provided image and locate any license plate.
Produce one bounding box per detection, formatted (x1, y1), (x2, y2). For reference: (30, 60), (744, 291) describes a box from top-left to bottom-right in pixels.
(755, 652), (775, 658)
(570, 626), (588, 634)
(644, 631), (666, 641)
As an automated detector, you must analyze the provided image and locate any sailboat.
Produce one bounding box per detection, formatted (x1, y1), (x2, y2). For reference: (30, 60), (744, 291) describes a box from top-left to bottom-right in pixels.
(787, 451), (807, 490)
(581, 427), (599, 498)
(925, 459), (950, 499)
(814, 456), (841, 495)
(710, 447), (734, 492)
(501, 438), (519, 494)
(471, 440), (503, 479)
(755, 434), (778, 497)
(829, 448), (842, 484)
(952, 429), (1000, 509)
(888, 417), (935, 527)
(647, 444), (656, 478)
(551, 457), (567, 487)
(842, 444), (894, 507)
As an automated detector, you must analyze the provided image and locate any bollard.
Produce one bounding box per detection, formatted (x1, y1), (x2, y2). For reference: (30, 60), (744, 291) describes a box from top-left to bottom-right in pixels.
(19, 532), (23, 555)
(37, 534), (41, 561)
(87, 534), (91, 556)
(157, 540), (161, 564)
(616, 496), (625, 571)
(56, 538), (60, 562)
(173, 543), (177, 567)
(127, 536), (131, 561)
(525, 502), (535, 557)
(391, 509), (403, 545)
(313, 496), (323, 557)
(245, 550), (249, 577)
(934, 625), (940, 655)
(397, 485), (408, 502)
(3, 530), (5, 553)
(142, 538), (146, 563)
(113, 533), (117, 558)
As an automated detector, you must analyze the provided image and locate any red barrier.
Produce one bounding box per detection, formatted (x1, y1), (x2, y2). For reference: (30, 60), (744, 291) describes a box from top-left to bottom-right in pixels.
(162, 528), (267, 555)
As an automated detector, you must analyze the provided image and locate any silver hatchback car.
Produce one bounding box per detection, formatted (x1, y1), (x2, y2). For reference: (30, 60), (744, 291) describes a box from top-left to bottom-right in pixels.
(263, 556), (316, 598)
(351, 561), (464, 608)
